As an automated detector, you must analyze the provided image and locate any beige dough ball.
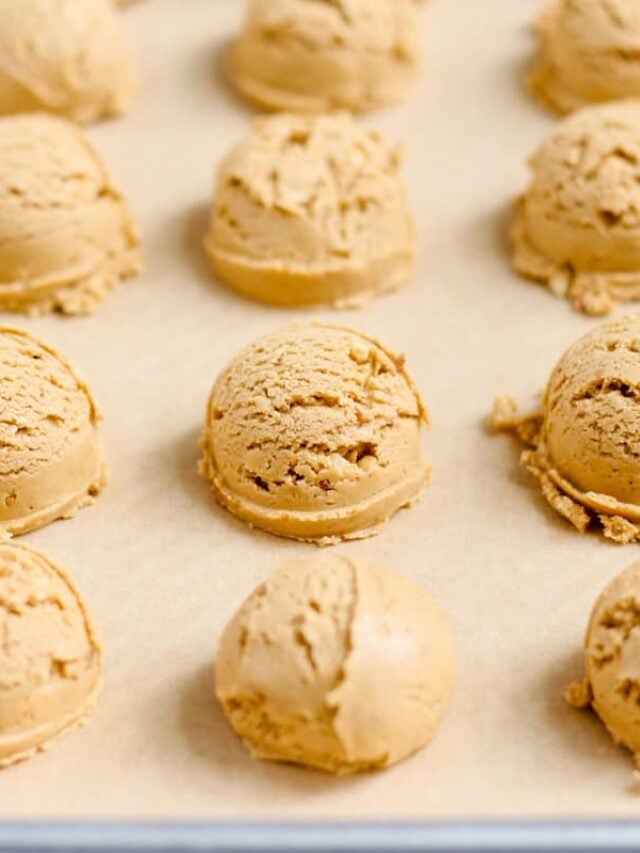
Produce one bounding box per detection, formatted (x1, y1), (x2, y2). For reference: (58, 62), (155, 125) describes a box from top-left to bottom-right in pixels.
(0, 0), (136, 124)
(0, 327), (107, 537)
(491, 314), (640, 544)
(0, 542), (102, 768)
(542, 317), (640, 509)
(530, 0), (640, 114)
(228, 0), (420, 114)
(199, 323), (430, 545)
(216, 555), (454, 775)
(204, 113), (416, 308)
(513, 101), (640, 316)
(567, 560), (640, 759)
(0, 114), (140, 316)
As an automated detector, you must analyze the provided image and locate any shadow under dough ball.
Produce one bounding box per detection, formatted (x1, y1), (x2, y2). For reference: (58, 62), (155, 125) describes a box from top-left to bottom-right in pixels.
(0, 0), (136, 124)
(567, 559), (640, 765)
(0, 114), (141, 316)
(199, 323), (430, 545)
(513, 101), (640, 316)
(215, 554), (455, 775)
(204, 112), (416, 308)
(530, 0), (640, 114)
(227, 0), (421, 113)
(0, 542), (102, 769)
(491, 313), (640, 544)
(0, 327), (107, 536)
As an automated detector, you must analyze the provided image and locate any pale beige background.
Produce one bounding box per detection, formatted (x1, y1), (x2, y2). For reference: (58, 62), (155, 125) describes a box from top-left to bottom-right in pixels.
(1, 0), (637, 820)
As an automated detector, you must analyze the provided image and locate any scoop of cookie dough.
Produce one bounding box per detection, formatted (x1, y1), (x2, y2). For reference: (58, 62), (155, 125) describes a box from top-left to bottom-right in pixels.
(530, 0), (640, 114)
(0, 0), (136, 124)
(199, 323), (430, 544)
(204, 113), (415, 308)
(490, 314), (640, 544)
(0, 541), (102, 768)
(216, 554), (454, 775)
(513, 101), (640, 316)
(0, 114), (140, 316)
(228, 0), (420, 114)
(566, 560), (640, 761)
(0, 327), (107, 537)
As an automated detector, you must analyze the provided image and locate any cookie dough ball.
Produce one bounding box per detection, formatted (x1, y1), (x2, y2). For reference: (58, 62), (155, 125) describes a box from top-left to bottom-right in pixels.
(0, 327), (107, 537)
(216, 555), (454, 775)
(491, 314), (640, 544)
(0, 0), (136, 124)
(204, 113), (416, 308)
(530, 0), (640, 114)
(0, 542), (102, 768)
(199, 324), (430, 544)
(513, 101), (640, 316)
(0, 114), (140, 316)
(567, 560), (640, 759)
(228, 0), (420, 114)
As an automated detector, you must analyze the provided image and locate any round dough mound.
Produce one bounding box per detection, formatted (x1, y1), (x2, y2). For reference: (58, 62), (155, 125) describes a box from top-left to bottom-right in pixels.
(216, 555), (454, 775)
(0, 114), (140, 316)
(567, 560), (640, 757)
(199, 323), (430, 544)
(530, 0), (640, 114)
(0, 327), (107, 536)
(541, 314), (640, 520)
(204, 113), (415, 308)
(513, 101), (640, 316)
(228, 0), (420, 113)
(0, 542), (102, 768)
(0, 0), (136, 124)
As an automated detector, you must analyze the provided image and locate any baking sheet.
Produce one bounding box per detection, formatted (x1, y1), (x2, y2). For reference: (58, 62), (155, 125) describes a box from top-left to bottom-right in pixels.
(1, 0), (638, 821)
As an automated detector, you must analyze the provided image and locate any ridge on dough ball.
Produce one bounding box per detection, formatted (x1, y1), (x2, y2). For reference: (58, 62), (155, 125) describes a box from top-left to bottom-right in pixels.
(530, 0), (640, 114)
(215, 554), (455, 775)
(228, 0), (420, 114)
(513, 101), (640, 316)
(566, 560), (640, 762)
(0, 542), (102, 769)
(199, 323), (431, 544)
(204, 113), (416, 308)
(490, 314), (640, 544)
(0, 114), (141, 316)
(0, 0), (137, 124)
(0, 327), (107, 537)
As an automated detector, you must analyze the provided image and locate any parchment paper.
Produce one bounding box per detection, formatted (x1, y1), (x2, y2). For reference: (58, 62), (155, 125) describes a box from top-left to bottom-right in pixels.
(1, 0), (637, 820)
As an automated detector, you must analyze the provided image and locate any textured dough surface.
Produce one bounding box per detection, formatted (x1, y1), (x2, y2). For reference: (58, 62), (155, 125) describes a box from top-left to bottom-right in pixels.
(0, 0), (136, 124)
(566, 560), (640, 761)
(0, 114), (141, 316)
(200, 323), (430, 544)
(0, 327), (107, 536)
(490, 314), (640, 543)
(513, 101), (640, 316)
(215, 554), (455, 775)
(205, 113), (415, 308)
(0, 541), (102, 768)
(530, 0), (640, 114)
(228, 0), (420, 113)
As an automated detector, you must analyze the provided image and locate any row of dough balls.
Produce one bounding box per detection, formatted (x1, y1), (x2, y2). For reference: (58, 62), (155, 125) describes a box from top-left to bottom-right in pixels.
(232, 0), (640, 116)
(5, 517), (640, 773)
(0, 544), (455, 775)
(11, 0), (640, 125)
(11, 99), (640, 318)
(0, 0), (423, 125)
(0, 323), (428, 543)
